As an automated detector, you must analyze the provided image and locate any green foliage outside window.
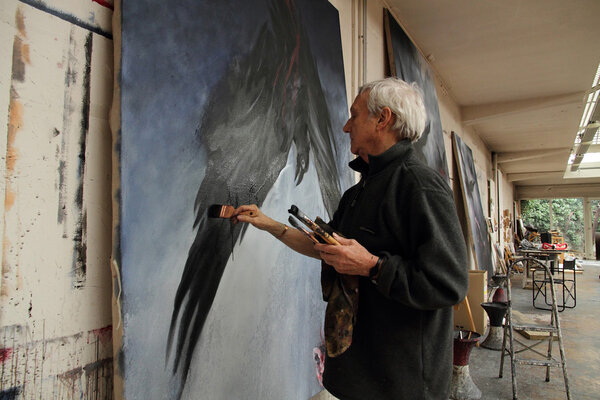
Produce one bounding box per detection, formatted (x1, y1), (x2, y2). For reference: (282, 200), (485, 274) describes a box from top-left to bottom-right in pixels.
(520, 199), (550, 232)
(520, 198), (583, 252)
(592, 199), (600, 233)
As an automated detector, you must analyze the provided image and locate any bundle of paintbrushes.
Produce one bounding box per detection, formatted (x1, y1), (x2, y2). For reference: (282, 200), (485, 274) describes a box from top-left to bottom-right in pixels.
(288, 205), (340, 245)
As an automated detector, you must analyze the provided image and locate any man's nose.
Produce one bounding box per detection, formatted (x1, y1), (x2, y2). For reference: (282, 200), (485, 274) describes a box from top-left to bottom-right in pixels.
(343, 120), (350, 133)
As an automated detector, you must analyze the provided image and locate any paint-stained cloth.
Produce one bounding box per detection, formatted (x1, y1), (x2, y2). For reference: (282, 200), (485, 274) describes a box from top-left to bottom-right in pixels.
(322, 140), (469, 400)
(321, 263), (358, 357)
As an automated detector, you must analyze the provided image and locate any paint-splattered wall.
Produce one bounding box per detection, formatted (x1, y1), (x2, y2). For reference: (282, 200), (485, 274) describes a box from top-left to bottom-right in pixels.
(1, 1), (114, 398)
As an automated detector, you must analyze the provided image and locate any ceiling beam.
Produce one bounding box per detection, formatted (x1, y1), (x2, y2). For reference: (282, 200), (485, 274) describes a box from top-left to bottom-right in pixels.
(516, 183), (600, 200)
(507, 171), (565, 182)
(461, 91), (584, 126)
(497, 148), (571, 164)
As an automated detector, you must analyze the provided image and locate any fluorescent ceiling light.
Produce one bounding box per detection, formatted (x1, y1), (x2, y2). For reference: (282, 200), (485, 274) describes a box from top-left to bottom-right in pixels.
(566, 63), (600, 176)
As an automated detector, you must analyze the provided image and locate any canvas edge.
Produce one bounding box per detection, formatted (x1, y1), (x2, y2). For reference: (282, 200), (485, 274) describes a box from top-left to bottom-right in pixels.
(451, 131), (479, 271)
(109, 0), (125, 398)
(382, 8), (396, 80)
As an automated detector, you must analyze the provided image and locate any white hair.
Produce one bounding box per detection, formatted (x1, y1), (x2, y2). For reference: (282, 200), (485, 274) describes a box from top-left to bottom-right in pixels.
(359, 77), (427, 142)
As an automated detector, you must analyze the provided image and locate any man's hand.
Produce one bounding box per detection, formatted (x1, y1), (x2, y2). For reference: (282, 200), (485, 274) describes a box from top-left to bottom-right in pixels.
(315, 233), (378, 276)
(231, 204), (275, 231)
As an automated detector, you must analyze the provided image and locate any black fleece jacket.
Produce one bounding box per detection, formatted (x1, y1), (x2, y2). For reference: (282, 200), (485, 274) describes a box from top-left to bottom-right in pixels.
(322, 140), (469, 400)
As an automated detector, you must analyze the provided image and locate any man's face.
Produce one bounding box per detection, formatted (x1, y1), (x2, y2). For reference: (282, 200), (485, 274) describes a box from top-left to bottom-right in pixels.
(343, 91), (380, 162)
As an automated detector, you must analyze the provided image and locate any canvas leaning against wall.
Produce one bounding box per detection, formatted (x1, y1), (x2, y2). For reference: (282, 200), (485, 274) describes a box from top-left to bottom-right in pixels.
(111, 0), (352, 399)
(383, 9), (449, 182)
(452, 132), (494, 278)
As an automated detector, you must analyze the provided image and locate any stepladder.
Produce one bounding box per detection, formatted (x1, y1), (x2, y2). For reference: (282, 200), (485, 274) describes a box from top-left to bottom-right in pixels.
(499, 257), (571, 400)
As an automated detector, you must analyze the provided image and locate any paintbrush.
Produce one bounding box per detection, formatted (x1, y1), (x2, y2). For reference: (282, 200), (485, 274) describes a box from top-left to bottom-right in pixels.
(207, 204), (256, 219)
(288, 216), (321, 244)
(288, 205), (340, 245)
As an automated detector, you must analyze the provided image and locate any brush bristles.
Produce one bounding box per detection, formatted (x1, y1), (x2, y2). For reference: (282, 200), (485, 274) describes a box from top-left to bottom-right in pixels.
(207, 204), (234, 218)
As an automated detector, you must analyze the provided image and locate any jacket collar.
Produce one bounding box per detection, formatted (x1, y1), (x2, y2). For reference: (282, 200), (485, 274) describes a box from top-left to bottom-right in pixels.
(349, 140), (414, 176)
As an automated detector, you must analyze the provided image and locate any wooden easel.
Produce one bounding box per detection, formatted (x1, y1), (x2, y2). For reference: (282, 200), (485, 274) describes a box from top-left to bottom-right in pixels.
(456, 295), (478, 343)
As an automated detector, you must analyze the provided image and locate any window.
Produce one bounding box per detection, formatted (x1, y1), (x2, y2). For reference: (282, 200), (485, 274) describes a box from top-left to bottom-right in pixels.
(520, 198), (583, 253)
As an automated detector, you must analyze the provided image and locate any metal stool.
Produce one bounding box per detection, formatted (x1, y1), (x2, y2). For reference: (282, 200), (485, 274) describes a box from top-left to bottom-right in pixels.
(499, 257), (571, 400)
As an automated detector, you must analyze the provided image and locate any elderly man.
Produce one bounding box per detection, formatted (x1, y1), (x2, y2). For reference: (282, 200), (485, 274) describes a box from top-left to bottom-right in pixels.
(235, 77), (468, 399)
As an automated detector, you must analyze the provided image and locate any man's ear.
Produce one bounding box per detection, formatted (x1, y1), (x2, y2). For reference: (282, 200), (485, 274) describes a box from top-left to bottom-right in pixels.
(377, 107), (395, 130)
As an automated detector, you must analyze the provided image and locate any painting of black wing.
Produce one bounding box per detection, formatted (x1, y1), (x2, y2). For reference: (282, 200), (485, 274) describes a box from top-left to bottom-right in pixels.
(452, 132), (494, 280)
(116, 0), (352, 399)
(384, 9), (449, 183)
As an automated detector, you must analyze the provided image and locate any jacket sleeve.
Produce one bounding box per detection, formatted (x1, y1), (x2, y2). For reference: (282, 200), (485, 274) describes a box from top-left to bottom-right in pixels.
(375, 185), (469, 310)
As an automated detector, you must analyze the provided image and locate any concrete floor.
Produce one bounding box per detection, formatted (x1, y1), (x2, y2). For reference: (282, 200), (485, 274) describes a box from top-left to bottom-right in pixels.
(469, 260), (600, 400)
(311, 261), (600, 400)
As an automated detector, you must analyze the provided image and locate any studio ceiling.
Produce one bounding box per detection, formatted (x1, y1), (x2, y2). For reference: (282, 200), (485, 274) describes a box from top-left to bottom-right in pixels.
(386, 0), (600, 197)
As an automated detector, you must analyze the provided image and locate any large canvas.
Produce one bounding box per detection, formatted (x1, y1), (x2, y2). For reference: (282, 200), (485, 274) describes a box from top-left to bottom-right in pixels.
(384, 9), (449, 181)
(452, 132), (494, 278)
(112, 0), (353, 399)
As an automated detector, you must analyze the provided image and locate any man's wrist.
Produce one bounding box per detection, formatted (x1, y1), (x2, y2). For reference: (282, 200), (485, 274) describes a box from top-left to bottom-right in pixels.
(271, 222), (288, 239)
(368, 256), (385, 282)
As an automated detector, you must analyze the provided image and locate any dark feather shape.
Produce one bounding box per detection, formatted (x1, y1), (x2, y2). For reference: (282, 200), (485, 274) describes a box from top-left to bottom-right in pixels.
(166, 1), (345, 397)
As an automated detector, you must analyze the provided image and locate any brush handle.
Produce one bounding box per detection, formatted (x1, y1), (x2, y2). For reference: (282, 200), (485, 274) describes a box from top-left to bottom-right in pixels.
(288, 205), (339, 245)
(288, 216), (320, 244)
(239, 210), (256, 217)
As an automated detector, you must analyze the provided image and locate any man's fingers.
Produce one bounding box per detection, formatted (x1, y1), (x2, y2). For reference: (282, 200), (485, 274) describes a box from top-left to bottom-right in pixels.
(315, 243), (338, 254)
(234, 204), (257, 215)
(332, 233), (351, 245)
(236, 215), (251, 223)
(319, 251), (336, 266)
(332, 233), (359, 247)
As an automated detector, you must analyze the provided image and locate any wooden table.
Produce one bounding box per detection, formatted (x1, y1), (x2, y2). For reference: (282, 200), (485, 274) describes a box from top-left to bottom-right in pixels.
(517, 248), (566, 288)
